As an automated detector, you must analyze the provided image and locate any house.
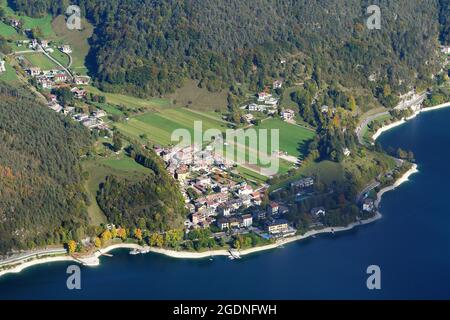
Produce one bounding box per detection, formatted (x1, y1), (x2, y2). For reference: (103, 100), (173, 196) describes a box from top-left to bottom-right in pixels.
(241, 214), (253, 228)
(257, 92), (272, 102)
(281, 109), (295, 121)
(253, 210), (266, 220)
(49, 103), (63, 113)
(267, 202), (279, 215)
(82, 117), (100, 128)
(74, 113), (89, 121)
(10, 18), (21, 28)
(27, 67), (41, 76)
(217, 203), (232, 217)
(310, 207), (326, 217)
(175, 165), (189, 183)
(273, 80), (283, 89)
(54, 73), (67, 83)
(343, 148), (351, 157)
(74, 76), (91, 85)
(92, 110), (107, 118)
(0, 60), (5, 73)
(363, 199), (375, 212)
(248, 103), (265, 112)
(60, 45), (72, 54)
(237, 185), (253, 196)
(264, 97), (279, 106)
(290, 177), (314, 189)
(228, 217), (241, 228)
(217, 218), (229, 230)
(320, 105), (329, 113)
(29, 39), (38, 49)
(40, 40), (49, 48)
(71, 87), (87, 99)
(192, 211), (207, 225)
(266, 219), (289, 234)
(441, 46), (450, 55)
(37, 77), (52, 89)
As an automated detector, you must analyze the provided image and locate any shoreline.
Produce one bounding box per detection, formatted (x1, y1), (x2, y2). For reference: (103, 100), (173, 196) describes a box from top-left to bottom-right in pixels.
(0, 162), (420, 278)
(0, 100), (435, 278)
(372, 102), (450, 142)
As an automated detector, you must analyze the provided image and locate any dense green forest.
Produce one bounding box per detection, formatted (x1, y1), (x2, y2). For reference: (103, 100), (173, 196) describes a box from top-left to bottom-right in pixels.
(10, 0), (446, 98)
(0, 82), (91, 254)
(439, 0), (450, 44)
(96, 144), (186, 232)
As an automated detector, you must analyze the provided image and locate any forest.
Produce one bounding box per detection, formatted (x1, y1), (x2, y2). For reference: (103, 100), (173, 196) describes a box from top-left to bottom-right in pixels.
(9, 0), (447, 99)
(96, 144), (187, 232)
(0, 82), (92, 254)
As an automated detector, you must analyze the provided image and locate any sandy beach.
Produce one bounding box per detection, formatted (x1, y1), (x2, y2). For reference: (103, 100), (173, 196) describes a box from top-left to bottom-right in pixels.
(0, 255), (76, 278)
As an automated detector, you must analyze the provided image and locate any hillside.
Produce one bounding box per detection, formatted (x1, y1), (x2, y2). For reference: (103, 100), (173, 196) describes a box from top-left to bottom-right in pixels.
(9, 0), (445, 100)
(0, 82), (91, 254)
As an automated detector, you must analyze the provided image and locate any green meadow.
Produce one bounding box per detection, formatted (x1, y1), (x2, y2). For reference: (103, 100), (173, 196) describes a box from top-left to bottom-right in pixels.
(258, 118), (316, 158)
(23, 52), (59, 70)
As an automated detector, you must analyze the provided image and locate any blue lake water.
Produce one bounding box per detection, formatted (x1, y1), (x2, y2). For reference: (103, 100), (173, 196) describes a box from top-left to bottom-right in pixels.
(1, 108), (450, 299)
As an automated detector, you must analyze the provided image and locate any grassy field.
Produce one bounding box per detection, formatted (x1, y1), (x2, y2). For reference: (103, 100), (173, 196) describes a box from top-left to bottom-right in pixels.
(236, 166), (269, 184)
(166, 79), (228, 112)
(51, 15), (93, 71)
(86, 86), (171, 111)
(0, 60), (18, 82)
(116, 107), (229, 145)
(82, 154), (152, 225)
(22, 52), (59, 70)
(48, 49), (70, 67)
(1, 0), (55, 37)
(258, 118), (315, 158)
(0, 21), (19, 38)
(270, 160), (344, 191)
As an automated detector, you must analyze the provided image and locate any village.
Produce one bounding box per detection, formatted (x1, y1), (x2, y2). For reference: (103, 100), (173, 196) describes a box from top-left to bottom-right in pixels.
(152, 142), (304, 242)
(6, 37), (112, 131)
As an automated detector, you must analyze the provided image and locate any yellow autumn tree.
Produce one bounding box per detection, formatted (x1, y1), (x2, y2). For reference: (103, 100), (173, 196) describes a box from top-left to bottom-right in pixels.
(67, 240), (77, 254)
(111, 227), (118, 238)
(117, 228), (127, 241)
(134, 228), (143, 241)
(101, 229), (112, 243)
(94, 237), (102, 248)
(149, 233), (164, 247)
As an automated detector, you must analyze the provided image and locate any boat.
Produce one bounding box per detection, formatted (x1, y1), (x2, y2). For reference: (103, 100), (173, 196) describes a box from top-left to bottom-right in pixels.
(139, 247), (151, 254)
(129, 249), (140, 255)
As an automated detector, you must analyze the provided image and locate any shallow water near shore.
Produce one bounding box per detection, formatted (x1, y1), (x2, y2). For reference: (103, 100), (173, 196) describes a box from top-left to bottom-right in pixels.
(1, 108), (450, 299)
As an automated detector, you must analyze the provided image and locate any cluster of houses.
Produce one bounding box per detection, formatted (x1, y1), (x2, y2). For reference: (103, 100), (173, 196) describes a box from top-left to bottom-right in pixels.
(26, 65), (90, 90)
(153, 143), (300, 238)
(72, 111), (109, 129)
(45, 92), (109, 130)
(240, 81), (300, 124)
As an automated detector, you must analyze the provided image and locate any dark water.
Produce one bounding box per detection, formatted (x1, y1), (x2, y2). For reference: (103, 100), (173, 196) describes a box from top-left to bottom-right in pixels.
(1, 108), (450, 300)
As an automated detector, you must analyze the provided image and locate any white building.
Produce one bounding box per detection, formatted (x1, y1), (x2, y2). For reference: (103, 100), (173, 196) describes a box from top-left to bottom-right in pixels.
(60, 45), (72, 54)
(281, 109), (295, 121)
(0, 60), (5, 73)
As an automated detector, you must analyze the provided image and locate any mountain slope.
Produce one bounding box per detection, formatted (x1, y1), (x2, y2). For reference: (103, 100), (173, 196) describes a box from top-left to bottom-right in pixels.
(0, 82), (91, 253)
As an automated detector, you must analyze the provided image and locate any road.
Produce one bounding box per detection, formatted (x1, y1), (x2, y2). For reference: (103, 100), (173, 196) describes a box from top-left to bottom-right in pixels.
(355, 92), (427, 144)
(38, 45), (74, 80)
(356, 181), (380, 204)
